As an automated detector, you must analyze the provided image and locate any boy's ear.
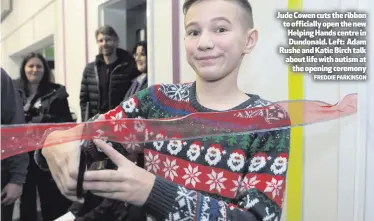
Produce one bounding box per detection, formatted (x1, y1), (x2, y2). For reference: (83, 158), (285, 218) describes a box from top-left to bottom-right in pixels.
(243, 29), (259, 54)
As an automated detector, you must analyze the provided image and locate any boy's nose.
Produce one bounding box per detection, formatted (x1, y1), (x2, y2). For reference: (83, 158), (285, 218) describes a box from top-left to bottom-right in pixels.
(197, 33), (214, 51)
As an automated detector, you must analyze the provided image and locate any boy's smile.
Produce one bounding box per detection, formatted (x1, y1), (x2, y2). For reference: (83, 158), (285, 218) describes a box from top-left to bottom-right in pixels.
(196, 55), (222, 66)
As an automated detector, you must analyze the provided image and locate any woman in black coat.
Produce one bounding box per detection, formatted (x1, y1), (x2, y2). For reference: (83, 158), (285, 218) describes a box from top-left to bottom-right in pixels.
(14, 53), (74, 221)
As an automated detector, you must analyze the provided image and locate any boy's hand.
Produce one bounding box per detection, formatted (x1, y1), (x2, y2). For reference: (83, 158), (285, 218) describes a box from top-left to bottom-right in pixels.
(1, 183), (23, 205)
(42, 115), (106, 202)
(83, 139), (155, 206)
(42, 126), (83, 202)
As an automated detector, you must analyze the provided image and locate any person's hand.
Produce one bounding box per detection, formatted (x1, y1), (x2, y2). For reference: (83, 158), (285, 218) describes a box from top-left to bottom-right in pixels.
(42, 120), (90, 202)
(83, 139), (155, 206)
(1, 183), (23, 205)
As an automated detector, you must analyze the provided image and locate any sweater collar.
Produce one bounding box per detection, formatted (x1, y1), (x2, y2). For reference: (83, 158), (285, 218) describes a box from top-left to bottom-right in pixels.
(189, 81), (260, 112)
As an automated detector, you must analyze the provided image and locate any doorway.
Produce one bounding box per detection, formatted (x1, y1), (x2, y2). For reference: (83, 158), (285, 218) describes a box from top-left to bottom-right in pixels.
(35, 44), (55, 82)
(99, 0), (147, 52)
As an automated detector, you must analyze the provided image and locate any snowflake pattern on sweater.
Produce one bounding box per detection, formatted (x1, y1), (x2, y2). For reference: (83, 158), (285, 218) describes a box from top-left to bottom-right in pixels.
(36, 82), (291, 221)
(96, 82), (291, 221)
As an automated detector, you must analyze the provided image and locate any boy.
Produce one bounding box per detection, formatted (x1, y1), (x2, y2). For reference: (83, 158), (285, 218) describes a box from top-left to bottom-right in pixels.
(36, 0), (291, 220)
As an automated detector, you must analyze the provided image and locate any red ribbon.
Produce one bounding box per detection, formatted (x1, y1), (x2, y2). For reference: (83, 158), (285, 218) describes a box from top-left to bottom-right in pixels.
(1, 94), (357, 160)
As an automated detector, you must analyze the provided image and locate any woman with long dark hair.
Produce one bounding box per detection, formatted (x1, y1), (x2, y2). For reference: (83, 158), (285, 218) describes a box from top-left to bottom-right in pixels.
(123, 40), (148, 100)
(14, 53), (74, 221)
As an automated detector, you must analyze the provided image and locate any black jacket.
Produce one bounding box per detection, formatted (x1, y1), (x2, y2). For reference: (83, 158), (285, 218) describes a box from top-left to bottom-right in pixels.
(13, 80), (74, 124)
(123, 74), (148, 101)
(1, 69), (29, 185)
(79, 48), (138, 120)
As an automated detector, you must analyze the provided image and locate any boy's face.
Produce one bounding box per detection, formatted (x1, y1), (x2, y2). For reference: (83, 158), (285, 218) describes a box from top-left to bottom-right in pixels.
(184, 0), (258, 81)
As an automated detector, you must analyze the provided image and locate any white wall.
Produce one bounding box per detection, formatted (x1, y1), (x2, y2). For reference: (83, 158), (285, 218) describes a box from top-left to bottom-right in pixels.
(364, 0), (374, 218)
(148, 0), (174, 84)
(365, 66), (374, 220)
(0, 0), (55, 79)
(53, 0), (89, 120)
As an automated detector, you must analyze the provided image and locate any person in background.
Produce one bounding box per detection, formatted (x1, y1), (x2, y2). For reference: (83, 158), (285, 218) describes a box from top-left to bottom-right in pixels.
(123, 41), (148, 100)
(13, 53), (74, 221)
(1, 68), (29, 221)
(79, 25), (138, 121)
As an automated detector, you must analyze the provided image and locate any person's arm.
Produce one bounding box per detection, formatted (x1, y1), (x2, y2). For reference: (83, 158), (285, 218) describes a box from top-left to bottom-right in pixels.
(1, 70), (29, 185)
(80, 65), (90, 121)
(142, 127), (290, 221)
(49, 86), (74, 123)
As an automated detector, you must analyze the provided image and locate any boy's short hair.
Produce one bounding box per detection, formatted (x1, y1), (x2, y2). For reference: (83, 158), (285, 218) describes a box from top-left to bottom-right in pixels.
(183, 0), (254, 29)
(95, 25), (119, 40)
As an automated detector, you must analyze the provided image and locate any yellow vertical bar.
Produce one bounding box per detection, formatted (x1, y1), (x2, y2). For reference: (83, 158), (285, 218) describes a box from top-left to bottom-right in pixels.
(287, 0), (304, 220)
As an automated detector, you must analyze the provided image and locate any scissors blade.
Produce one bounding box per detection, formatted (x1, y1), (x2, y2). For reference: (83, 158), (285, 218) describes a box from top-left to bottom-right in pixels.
(76, 102), (90, 198)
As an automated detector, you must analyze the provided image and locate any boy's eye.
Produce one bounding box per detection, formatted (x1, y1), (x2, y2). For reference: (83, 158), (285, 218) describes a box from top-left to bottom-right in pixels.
(216, 27), (227, 33)
(187, 30), (200, 36)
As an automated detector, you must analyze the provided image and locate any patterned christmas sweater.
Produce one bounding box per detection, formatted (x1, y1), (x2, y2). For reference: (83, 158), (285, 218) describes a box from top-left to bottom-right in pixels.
(36, 82), (291, 221)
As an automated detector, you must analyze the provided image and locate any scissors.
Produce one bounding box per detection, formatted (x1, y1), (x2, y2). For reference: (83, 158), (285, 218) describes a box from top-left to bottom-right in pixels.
(76, 102), (89, 198)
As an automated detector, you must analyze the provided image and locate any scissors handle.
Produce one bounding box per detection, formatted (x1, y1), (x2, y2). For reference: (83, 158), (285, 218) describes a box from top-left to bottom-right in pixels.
(76, 140), (88, 198)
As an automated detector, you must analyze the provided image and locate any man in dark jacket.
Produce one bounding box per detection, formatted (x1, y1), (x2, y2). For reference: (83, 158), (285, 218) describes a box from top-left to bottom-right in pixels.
(74, 25), (141, 220)
(1, 68), (29, 221)
(79, 25), (139, 121)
